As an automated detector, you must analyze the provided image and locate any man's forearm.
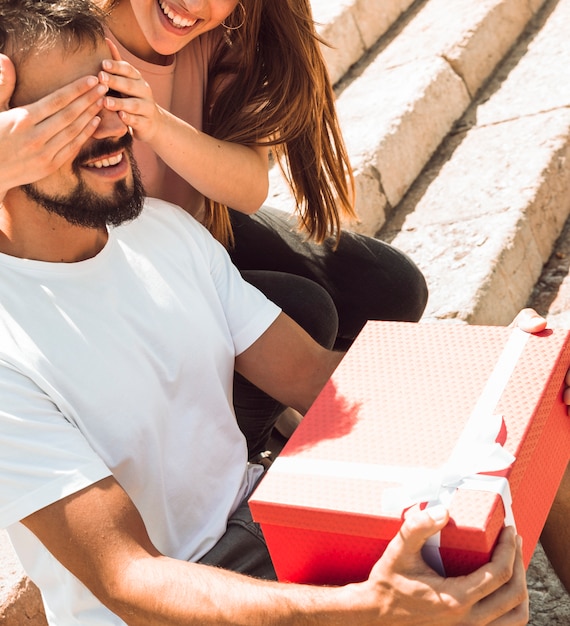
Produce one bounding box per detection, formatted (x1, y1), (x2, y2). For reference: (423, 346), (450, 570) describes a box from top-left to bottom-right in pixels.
(23, 476), (528, 626)
(109, 555), (373, 626)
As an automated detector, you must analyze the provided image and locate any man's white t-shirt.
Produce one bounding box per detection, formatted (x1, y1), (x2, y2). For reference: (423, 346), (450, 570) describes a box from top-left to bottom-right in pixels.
(0, 198), (281, 625)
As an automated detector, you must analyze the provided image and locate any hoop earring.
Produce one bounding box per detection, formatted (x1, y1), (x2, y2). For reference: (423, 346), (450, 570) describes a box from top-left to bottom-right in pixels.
(222, 1), (246, 30)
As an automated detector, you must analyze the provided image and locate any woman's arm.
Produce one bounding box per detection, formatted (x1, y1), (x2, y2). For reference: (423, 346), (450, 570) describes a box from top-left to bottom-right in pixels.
(100, 44), (269, 215)
(141, 104), (269, 213)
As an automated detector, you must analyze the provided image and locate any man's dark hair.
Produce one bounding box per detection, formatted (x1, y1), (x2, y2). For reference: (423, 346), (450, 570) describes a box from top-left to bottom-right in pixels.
(0, 0), (107, 68)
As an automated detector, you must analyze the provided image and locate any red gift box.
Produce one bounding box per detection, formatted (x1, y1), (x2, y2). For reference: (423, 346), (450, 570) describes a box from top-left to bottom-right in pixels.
(249, 321), (570, 584)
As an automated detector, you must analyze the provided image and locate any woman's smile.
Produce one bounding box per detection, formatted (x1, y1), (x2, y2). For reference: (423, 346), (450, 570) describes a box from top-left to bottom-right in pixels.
(157, 0), (200, 30)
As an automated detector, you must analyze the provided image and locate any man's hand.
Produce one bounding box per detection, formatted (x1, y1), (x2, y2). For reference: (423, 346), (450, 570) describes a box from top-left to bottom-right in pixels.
(357, 506), (529, 625)
(0, 53), (105, 199)
(510, 307), (548, 334)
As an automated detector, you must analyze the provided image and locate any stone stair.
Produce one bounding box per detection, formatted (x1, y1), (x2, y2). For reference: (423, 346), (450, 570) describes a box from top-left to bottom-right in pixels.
(380, 0), (570, 326)
(271, 0), (570, 328)
(3, 0), (570, 622)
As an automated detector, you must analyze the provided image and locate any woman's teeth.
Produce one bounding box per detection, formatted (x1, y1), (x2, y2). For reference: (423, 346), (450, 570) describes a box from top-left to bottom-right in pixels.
(159, 1), (198, 28)
(87, 153), (123, 169)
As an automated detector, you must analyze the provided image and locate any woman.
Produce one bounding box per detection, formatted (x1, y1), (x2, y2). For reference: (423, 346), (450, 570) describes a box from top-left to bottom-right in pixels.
(96, 0), (428, 335)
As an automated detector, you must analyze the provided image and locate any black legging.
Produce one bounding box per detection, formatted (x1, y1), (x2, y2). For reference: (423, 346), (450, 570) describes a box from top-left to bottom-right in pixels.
(230, 206), (428, 457)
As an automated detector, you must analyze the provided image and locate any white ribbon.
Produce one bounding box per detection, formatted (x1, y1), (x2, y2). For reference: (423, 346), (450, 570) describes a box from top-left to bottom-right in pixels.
(382, 410), (516, 510)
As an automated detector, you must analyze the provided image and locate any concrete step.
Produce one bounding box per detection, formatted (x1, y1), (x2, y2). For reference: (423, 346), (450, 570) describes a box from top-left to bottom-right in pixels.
(312, 0), (416, 86)
(381, 0), (570, 326)
(0, 532), (44, 624)
(529, 214), (570, 328)
(268, 0), (548, 235)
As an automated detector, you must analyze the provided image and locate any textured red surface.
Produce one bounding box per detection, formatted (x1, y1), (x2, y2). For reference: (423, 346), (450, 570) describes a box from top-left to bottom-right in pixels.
(249, 321), (570, 584)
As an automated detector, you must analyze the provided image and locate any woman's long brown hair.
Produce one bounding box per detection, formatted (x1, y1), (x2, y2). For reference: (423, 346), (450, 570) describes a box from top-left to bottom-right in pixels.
(204, 0), (356, 248)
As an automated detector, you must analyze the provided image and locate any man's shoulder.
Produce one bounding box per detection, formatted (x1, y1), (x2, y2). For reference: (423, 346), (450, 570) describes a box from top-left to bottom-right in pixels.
(114, 197), (221, 261)
(121, 197), (205, 236)
(142, 196), (193, 219)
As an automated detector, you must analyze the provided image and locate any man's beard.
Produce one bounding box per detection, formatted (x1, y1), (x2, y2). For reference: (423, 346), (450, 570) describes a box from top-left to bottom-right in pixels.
(21, 135), (145, 229)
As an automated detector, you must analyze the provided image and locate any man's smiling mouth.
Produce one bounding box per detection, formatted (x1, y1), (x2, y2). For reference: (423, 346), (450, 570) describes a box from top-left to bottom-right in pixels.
(158, 0), (199, 28)
(85, 153), (124, 169)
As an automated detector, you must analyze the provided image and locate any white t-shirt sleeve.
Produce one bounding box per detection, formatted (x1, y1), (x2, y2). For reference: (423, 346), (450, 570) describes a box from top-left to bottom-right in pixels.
(0, 360), (112, 528)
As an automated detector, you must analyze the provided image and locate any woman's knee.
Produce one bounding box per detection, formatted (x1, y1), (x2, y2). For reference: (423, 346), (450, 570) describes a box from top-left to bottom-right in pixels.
(329, 232), (429, 339)
(241, 270), (339, 349)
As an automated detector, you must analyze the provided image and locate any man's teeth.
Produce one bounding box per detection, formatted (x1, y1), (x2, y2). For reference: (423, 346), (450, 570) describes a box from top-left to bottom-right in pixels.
(87, 153), (123, 169)
(159, 0), (198, 28)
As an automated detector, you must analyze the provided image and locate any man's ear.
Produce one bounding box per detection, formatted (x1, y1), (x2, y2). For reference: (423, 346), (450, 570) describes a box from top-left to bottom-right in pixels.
(0, 53), (17, 111)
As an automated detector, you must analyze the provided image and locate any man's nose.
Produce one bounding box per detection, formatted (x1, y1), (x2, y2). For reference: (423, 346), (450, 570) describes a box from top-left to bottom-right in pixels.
(92, 107), (129, 140)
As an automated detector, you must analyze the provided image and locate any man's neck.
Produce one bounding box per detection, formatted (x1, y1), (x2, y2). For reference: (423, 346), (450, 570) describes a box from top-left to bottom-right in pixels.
(0, 197), (108, 263)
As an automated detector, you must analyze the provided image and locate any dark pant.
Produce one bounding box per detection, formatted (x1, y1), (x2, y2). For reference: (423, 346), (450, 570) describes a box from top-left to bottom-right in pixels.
(197, 497), (277, 580)
(230, 207), (428, 349)
(230, 206), (429, 457)
(234, 271), (339, 458)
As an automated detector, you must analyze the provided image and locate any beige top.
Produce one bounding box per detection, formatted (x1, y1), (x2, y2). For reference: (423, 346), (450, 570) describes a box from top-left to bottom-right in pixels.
(106, 29), (221, 218)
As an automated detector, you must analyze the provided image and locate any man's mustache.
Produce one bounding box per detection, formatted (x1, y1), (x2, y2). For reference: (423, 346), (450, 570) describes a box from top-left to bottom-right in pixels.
(75, 133), (134, 167)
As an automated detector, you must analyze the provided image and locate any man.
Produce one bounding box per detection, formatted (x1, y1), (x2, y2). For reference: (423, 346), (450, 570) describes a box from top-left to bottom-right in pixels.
(0, 1), (558, 623)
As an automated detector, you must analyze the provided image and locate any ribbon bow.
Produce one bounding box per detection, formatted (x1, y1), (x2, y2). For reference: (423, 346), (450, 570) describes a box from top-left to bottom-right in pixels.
(381, 410), (516, 575)
(383, 411), (515, 512)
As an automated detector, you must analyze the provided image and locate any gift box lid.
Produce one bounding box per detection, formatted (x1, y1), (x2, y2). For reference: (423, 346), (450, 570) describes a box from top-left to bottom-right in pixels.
(250, 321), (570, 559)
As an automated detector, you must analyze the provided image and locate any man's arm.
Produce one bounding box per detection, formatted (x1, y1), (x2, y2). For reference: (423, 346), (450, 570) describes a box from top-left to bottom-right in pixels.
(22, 475), (529, 625)
(235, 312), (344, 415)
